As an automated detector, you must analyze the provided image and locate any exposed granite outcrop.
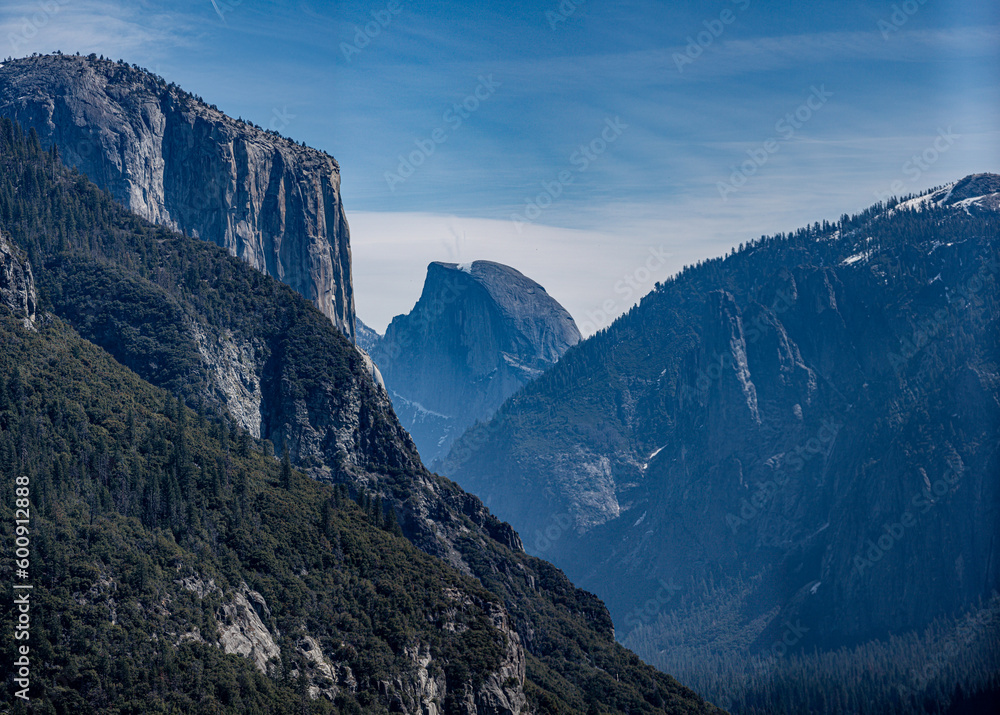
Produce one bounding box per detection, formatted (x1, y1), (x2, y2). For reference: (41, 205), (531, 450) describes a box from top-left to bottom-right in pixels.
(189, 321), (264, 437)
(0, 230), (36, 327)
(370, 260), (581, 464)
(216, 583), (282, 674)
(173, 575), (526, 712)
(0, 54), (355, 340)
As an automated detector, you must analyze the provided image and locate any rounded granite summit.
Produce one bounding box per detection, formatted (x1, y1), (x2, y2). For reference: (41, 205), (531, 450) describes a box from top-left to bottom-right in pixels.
(370, 259), (581, 464)
(430, 259), (581, 363)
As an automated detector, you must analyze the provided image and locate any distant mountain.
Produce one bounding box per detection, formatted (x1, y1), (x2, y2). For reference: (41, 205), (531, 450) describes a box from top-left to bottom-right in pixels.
(443, 175), (1000, 712)
(355, 316), (383, 355)
(0, 117), (720, 714)
(0, 53), (355, 340)
(368, 260), (581, 464)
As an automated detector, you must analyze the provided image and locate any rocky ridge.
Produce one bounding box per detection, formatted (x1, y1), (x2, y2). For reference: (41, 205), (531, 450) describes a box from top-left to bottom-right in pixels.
(443, 175), (1000, 670)
(0, 53), (355, 339)
(0, 230), (35, 327)
(370, 260), (581, 464)
(0, 114), (721, 714)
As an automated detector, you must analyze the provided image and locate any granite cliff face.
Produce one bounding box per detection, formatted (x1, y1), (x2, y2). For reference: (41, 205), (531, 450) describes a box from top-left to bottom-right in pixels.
(370, 260), (581, 464)
(176, 575), (525, 713)
(0, 230), (35, 326)
(443, 176), (1000, 704)
(0, 54), (354, 339)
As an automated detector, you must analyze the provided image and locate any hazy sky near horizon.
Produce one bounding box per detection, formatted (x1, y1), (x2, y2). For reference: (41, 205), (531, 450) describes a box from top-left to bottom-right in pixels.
(2, 0), (997, 333)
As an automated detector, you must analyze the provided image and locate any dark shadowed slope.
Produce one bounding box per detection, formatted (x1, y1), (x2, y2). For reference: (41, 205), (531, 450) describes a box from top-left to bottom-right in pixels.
(443, 176), (1000, 713)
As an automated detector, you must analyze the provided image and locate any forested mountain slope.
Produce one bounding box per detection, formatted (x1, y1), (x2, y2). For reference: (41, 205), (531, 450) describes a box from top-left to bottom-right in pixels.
(368, 260), (580, 464)
(443, 175), (1000, 713)
(0, 312), (529, 713)
(0, 118), (720, 714)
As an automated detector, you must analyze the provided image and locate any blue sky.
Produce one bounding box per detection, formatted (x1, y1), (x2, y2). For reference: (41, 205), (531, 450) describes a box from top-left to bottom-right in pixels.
(2, 0), (998, 332)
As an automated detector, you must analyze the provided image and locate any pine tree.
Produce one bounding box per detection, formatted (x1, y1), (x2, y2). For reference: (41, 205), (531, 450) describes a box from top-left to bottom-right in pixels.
(321, 498), (334, 537)
(280, 443), (292, 489)
(384, 506), (403, 536)
(237, 429), (250, 458)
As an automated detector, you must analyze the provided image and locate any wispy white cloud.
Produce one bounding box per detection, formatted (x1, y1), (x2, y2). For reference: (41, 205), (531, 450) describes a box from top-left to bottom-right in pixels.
(0, 0), (194, 63)
(349, 114), (997, 335)
(349, 197), (820, 336)
(343, 24), (1000, 92)
(1, 1), (994, 340)
(670, 25), (1000, 77)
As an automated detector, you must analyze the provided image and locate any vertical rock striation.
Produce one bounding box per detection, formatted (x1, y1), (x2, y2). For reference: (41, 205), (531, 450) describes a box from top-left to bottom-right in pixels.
(0, 230), (36, 327)
(442, 178), (1000, 667)
(370, 260), (581, 464)
(0, 54), (355, 339)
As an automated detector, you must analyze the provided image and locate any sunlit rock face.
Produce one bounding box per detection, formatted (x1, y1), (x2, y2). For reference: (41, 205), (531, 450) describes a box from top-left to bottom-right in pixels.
(0, 53), (355, 340)
(369, 260), (581, 464)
